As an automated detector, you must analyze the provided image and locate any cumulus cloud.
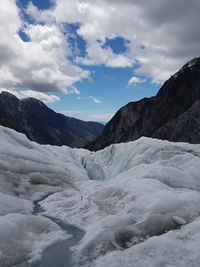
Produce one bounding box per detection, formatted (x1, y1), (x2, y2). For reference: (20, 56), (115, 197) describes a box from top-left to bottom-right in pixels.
(76, 43), (133, 67)
(0, 0), (89, 97)
(28, 0), (200, 83)
(128, 76), (146, 87)
(89, 96), (102, 104)
(2, 0), (200, 100)
(0, 88), (60, 103)
(68, 87), (80, 95)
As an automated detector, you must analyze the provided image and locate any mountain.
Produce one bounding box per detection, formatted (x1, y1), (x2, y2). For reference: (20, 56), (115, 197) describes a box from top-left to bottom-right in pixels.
(86, 57), (200, 151)
(0, 91), (104, 147)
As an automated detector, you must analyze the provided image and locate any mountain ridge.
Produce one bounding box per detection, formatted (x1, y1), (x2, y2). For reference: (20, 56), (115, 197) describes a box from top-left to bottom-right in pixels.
(0, 91), (104, 147)
(86, 57), (200, 151)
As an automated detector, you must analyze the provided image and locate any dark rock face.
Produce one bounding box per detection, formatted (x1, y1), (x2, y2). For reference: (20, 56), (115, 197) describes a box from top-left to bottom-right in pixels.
(86, 57), (200, 151)
(0, 92), (104, 147)
(152, 100), (200, 143)
(86, 97), (155, 151)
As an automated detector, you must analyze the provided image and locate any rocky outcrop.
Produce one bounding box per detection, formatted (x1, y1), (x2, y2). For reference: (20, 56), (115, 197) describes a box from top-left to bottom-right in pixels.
(0, 92), (104, 147)
(86, 57), (200, 151)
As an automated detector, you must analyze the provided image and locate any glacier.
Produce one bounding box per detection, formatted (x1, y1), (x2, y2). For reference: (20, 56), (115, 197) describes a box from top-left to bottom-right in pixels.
(1, 125), (200, 266)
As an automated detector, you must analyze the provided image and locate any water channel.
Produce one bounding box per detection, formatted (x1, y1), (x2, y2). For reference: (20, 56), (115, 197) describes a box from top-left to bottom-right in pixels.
(18, 193), (85, 267)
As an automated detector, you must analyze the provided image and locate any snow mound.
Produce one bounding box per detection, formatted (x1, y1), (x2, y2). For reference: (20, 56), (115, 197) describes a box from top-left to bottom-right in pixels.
(0, 125), (89, 199)
(0, 125), (87, 265)
(0, 214), (68, 266)
(1, 126), (200, 266)
(43, 138), (200, 265)
(93, 218), (200, 267)
(0, 192), (32, 215)
(83, 138), (200, 190)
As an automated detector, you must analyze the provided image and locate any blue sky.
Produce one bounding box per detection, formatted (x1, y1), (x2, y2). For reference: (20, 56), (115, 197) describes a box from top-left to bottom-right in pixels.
(22, 0), (160, 122)
(1, 0), (199, 122)
(49, 66), (159, 122)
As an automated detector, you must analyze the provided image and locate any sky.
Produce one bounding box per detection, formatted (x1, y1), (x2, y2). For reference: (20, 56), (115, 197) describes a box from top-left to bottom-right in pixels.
(0, 0), (200, 122)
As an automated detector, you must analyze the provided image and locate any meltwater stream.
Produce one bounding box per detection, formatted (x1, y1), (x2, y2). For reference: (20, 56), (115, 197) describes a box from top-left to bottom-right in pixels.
(20, 193), (85, 267)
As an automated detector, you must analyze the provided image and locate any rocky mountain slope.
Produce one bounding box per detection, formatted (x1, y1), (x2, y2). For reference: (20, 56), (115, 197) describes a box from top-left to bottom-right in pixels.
(0, 92), (103, 147)
(87, 57), (200, 151)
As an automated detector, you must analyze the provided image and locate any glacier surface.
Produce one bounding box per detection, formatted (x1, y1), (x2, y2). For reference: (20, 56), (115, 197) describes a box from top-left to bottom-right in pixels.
(1, 125), (200, 266)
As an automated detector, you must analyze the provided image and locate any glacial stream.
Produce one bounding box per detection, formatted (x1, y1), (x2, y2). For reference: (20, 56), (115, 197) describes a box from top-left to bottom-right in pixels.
(19, 194), (85, 267)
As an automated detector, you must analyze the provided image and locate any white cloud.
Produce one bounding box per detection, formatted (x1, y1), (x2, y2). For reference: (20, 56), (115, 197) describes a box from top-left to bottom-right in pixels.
(0, 0), (90, 95)
(89, 96), (102, 104)
(76, 43), (133, 68)
(128, 76), (146, 87)
(28, 0), (200, 83)
(0, 66), (21, 86)
(0, 88), (60, 103)
(19, 90), (61, 103)
(68, 87), (80, 95)
(1, 0), (200, 98)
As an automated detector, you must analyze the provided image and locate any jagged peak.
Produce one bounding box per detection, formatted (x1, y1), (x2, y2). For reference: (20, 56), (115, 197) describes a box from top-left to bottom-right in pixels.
(172, 57), (200, 79)
(21, 97), (44, 106)
(183, 57), (200, 69)
(0, 91), (45, 106)
(0, 91), (19, 100)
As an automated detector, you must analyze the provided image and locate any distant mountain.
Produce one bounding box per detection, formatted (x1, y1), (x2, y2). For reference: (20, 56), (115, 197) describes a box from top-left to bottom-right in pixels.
(86, 57), (200, 151)
(0, 92), (104, 147)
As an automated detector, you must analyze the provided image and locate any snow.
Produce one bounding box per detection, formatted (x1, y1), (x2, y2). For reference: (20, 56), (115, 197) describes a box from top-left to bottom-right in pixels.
(1, 125), (200, 266)
(0, 125), (89, 199)
(93, 218), (200, 267)
(172, 215), (186, 225)
(0, 214), (69, 266)
(0, 192), (32, 215)
(0, 126), (86, 266)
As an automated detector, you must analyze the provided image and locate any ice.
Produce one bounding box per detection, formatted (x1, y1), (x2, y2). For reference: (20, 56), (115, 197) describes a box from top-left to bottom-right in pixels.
(172, 215), (186, 225)
(0, 125), (89, 199)
(93, 218), (200, 267)
(1, 125), (200, 266)
(0, 214), (69, 266)
(0, 192), (32, 215)
(0, 125), (86, 265)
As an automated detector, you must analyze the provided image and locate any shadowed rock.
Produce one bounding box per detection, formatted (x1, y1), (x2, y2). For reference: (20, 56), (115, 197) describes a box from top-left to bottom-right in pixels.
(86, 57), (200, 151)
(0, 92), (104, 147)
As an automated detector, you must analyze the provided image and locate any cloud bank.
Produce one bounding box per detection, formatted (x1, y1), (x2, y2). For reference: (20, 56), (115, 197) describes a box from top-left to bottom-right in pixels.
(1, 0), (200, 103)
(0, 0), (89, 102)
(27, 0), (200, 83)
